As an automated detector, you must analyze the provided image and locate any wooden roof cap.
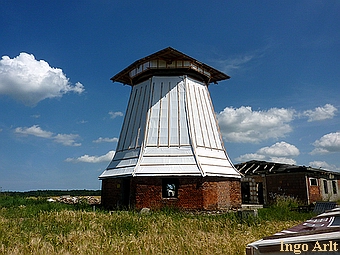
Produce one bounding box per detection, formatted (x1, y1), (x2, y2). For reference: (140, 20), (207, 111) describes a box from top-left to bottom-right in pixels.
(111, 47), (230, 85)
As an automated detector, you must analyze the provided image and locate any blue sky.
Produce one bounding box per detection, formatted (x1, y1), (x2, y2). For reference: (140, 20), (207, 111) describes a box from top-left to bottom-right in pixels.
(1, 1), (339, 191)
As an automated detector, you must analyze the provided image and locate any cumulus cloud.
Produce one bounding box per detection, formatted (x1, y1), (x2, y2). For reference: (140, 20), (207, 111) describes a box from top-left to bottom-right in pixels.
(303, 104), (337, 122)
(217, 106), (295, 143)
(311, 132), (340, 154)
(14, 125), (81, 146)
(257, 141), (300, 157)
(235, 141), (299, 165)
(235, 153), (266, 162)
(15, 125), (53, 138)
(65, 150), (115, 163)
(109, 111), (123, 119)
(54, 134), (81, 147)
(0, 52), (84, 106)
(93, 137), (119, 143)
(309, 161), (339, 171)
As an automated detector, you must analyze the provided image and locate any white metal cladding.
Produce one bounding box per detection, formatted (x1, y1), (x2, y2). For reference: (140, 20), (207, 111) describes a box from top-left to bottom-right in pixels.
(145, 76), (190, 147)
(99, 75), (240, 179)
(116, 79), (151, 151)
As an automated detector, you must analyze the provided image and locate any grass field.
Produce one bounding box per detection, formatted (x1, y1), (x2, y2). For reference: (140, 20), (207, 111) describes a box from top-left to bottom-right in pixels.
(0, 195), (313, 255)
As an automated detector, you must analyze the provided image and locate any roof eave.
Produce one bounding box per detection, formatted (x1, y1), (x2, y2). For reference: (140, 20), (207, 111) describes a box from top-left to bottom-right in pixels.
(110, 47), (230, 86)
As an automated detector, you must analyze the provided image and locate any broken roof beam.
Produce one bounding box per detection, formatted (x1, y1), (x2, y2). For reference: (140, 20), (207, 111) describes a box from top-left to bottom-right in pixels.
(244, 163), (256, 174)
(237, 163), (248, 172)
(252, 165), (261, 174)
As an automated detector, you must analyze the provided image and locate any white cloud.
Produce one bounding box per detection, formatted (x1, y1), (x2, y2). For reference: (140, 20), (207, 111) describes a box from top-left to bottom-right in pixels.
(309, 161), (339, 171)
(93, 137), (119, 143)
(0, 53), (84, 106)
(109, 111), (123, 119)
(14, 125), (81, 146)
(217, 106), (295, 143)
(235, 141), (299, 165)
(214, 46), (271, 75)
(303, 104), (337, 122)
(257, 141), (300, 157)
(234, 153), (266, 162)
(15, 125), (53, 138)
(54, 134), (81, 147)
(72, 82), (85, 94)
(217, 54), (255, 74)
(311, 132), (340, 154)
(65, 150), (115, 163)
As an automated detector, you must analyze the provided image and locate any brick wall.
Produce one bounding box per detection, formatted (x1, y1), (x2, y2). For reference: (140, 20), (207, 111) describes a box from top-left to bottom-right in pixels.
(101, 178), (124, 209)
(101, 176), (241, 210)
(308, 180), (321, 203)
(133, 177), (206, 210)
(266, 172), (308, 204)
(202, 179), (241, 210)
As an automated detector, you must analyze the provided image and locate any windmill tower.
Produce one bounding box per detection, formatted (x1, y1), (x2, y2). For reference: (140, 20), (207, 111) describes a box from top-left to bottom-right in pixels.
(99, 47), (241, 210)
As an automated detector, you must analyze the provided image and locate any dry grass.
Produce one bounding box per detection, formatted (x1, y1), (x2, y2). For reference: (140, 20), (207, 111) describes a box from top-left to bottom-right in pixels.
(0, 200), (309, 255)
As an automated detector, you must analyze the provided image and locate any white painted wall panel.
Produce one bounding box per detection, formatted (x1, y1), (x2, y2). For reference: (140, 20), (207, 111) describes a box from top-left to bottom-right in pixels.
(126, 87), (141, 149)
(158, 81), (168, 145)
(198, 156), (231, 167)
(140, 156), (196, 165)
(134, 165), (201, 176)
(146, 81), (161, 145)
(205, 86), (224, 150)
(178, 80), (190, 145)
(108, 158), (139, 169)
(203, 87), (219, 149)
(112, 148), (140, 160)
(201, 165), (240, 177)
(116, 87), (135, 151)
(169, 82), (179, 145)
(196, 147), (226, 159)
(187, 81), (204, 146)
(137, 82), (151, 146)
(116, 79), (152, 151)
(197, 86), (210, 147)
(143, 146), (193, 155)
(100, 167), (135, 178)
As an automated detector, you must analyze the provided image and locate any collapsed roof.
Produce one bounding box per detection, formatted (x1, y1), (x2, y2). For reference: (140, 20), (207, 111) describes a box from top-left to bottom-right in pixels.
(235, 160), (340, 178)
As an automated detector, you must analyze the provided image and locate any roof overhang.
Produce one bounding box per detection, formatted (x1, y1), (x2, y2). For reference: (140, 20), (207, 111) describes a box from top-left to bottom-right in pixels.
(111, 47), (230, 86)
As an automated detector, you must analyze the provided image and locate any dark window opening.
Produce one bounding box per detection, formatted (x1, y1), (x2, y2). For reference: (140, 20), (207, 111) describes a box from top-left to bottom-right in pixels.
(332, 181), (337, 194)
(162, 179), (179, 198)
(241, 182), (250, 204)
(323, 180), (328, 194)
(309, 178), (318, 186)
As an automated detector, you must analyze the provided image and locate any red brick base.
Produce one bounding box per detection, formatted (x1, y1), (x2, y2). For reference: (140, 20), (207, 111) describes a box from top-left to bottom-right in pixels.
(101, 177), (241, 211)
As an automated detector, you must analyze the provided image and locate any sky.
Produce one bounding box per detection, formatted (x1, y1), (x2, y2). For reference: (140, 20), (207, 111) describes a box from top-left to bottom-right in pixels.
(0, 1), (339, 191)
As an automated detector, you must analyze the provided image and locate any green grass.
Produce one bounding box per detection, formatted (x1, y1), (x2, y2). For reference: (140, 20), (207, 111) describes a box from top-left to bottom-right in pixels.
(0, 195), (313, 255)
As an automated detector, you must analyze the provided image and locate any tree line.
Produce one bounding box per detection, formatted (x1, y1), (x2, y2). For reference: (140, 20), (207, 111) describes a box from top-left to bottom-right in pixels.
(0, 190), (101, 197)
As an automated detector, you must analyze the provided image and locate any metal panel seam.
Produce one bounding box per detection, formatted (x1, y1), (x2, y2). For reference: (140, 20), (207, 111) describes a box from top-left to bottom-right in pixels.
(184, 76), (205, 177)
